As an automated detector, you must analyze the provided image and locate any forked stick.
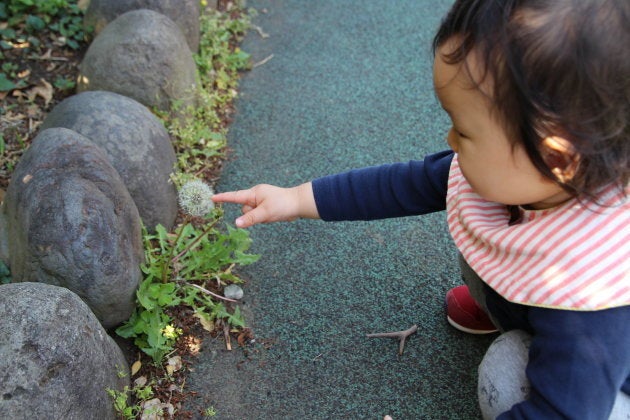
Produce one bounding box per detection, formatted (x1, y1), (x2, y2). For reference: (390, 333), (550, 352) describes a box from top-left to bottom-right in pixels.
(366, 324), (418, 355)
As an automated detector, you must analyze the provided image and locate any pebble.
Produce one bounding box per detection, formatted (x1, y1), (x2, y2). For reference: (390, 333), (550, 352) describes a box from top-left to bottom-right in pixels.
(224, 284), (244, 300)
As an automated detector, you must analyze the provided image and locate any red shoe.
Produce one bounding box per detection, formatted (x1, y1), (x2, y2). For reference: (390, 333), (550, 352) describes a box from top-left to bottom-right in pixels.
(446, 285), (498, 334)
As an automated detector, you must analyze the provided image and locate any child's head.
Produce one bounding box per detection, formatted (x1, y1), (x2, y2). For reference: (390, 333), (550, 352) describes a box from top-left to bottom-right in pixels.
(432, 0), (629, 202)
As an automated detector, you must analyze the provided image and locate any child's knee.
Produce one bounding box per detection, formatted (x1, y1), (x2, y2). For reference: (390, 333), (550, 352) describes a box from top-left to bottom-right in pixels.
(478, 330), (531, 419)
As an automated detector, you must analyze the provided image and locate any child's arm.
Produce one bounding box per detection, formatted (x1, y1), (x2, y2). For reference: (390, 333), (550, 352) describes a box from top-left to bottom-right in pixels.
(212, 182), (319, 228)
(501, 305), (630, 419)
(213, 150), (455, 227)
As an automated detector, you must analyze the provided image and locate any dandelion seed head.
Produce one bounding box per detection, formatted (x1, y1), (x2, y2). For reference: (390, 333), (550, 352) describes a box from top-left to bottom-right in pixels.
(178, 180), (215, 217)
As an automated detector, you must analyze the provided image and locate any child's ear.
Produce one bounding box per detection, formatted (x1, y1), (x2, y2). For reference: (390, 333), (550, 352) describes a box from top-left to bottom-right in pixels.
(540, 136), (579, 183)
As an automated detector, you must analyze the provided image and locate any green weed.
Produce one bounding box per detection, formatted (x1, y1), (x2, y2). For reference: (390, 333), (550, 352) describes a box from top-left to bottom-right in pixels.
(1, 0), (90, 51)
(165, 6), (254, 178)
(117, 1), (257, 365)
(116, 208), (259, 363)
(53, 75), (76, 91)
(101, 1), (257, 416)
(0, 63), (26, 92)
(203, 406), (218, 417)
(107, 384), (155, 420)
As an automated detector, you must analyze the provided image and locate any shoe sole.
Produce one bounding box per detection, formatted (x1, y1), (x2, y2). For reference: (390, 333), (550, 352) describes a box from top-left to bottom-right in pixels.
(447, 316), (499, 335)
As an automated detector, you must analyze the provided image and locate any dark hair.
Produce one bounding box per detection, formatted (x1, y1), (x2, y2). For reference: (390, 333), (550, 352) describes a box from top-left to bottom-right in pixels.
(433, 0), (629, 200)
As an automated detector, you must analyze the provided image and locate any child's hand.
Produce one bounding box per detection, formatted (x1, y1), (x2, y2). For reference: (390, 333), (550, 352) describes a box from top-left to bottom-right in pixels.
(212, 183), (319, 228)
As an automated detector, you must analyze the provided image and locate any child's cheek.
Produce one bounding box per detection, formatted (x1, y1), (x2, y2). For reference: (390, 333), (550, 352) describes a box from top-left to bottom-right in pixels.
(446, 128), (459, 152)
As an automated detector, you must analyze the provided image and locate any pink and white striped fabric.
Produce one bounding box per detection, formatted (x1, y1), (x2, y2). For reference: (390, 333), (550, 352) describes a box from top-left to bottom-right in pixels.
(447, 154), (630, 310)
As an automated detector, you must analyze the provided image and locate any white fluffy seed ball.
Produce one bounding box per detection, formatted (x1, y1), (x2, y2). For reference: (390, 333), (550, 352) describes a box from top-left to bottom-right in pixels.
(178, 180), (215, 217)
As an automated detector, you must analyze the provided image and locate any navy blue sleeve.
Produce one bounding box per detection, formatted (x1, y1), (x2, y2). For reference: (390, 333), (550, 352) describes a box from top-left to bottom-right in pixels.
(311, 150), (453, 221)
(498, 305), (630, 419)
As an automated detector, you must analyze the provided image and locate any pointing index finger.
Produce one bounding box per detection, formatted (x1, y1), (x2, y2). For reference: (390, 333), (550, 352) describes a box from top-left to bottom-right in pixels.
(212, 189), (256, 206)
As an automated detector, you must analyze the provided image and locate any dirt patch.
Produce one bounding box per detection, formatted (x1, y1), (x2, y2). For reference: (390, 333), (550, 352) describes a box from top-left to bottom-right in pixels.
(0, 27), (85, 189)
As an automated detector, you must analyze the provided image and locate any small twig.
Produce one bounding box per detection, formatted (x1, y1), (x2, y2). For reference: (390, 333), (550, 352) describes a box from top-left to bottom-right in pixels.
(28, 49), (69, 61)
(253, 54), (274, 68)
(163, 218), (188, 283)
(28, 55), (69, 61)
(252, 24), (269, 38)
(187, 283), (237, 303)
(367, 324), (418, 355)
(223, 320), (232, 351)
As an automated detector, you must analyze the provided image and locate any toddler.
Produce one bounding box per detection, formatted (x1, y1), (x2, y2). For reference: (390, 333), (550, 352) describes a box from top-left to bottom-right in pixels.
(213, 0), (630, 418)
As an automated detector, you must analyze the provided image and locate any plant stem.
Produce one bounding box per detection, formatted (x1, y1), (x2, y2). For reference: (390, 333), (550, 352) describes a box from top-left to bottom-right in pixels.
(170, 218), (219, 266)
(185, 282), (237, 302)
(162, 218), (189, 283)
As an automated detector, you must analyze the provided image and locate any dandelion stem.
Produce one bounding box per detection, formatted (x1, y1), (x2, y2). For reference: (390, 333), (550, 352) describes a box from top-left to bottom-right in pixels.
(171, 218), (220, 266)
(162, 218), (189, 283)
(185, 282), (237, 303)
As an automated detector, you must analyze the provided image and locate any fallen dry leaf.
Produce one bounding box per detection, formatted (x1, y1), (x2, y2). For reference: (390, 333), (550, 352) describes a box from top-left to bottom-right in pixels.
(27, 78), (53, 106)
(166, 355), (182, 375)
(3, 111), (24, 120)
(131, 360), (142, 376)
(40, 48), (52, 60)
(134, 375), (148, 387)
(26, 104), (40, 119)
(141, 398), (174, 420)
(193, 311), (215, 333)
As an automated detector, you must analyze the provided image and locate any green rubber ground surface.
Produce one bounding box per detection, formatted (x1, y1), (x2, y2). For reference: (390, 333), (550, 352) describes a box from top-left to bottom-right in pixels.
(185, 1), (496, 418)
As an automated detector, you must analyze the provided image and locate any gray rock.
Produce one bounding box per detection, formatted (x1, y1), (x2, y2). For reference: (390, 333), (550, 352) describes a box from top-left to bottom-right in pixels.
(224, 284), (244, 300)
(0, 211), (8, 264)
(78, 9), (198, 113)
(2, 127), (143, 329)
(84, 0), (201, 52)
(0, 282), (129, 419)
(41, 91), (178, 232)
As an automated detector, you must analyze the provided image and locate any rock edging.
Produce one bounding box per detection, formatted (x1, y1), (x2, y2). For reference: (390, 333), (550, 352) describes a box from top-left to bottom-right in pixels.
(0, 1), (205, 416)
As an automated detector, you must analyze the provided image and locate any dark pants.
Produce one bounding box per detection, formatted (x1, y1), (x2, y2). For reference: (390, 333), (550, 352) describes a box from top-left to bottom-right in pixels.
(458, 254), (630, 419)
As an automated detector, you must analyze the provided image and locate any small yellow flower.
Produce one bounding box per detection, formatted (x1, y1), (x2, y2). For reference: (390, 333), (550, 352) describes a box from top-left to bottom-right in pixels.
(161, 324), (181, 339)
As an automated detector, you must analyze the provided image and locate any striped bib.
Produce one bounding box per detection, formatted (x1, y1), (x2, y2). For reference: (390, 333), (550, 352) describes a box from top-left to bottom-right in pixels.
(447, 155), (630, 310)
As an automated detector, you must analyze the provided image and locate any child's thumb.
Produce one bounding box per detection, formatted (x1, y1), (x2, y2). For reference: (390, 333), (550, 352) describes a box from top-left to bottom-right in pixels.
(235, 207), (266, 228)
